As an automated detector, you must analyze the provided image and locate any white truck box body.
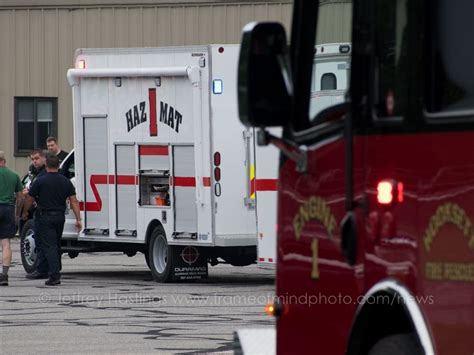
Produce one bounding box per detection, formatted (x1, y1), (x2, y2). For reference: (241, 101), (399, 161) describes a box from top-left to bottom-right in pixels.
(67, 45), (261, 248)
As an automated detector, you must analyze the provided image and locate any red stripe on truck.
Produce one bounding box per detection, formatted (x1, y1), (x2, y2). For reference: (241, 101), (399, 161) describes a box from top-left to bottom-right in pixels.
(173, 177), (211, 187)
(79, 175), (107, 211)
(256, 179), (278, 191)
(203, 177), (211, 186)
(139, 145), (168, 156)
(80, 174), (208, 211)
(108, 175), (138, 185)
(79, 174), (137, 212)
(172, 177), (196, 187)
(149, 88), (157, 136)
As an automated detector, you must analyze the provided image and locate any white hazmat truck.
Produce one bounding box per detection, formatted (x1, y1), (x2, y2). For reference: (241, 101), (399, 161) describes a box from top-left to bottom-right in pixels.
(20, 45), (279, 282)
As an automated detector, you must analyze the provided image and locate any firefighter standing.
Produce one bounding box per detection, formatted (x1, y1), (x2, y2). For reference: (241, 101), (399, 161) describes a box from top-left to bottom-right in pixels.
(22, 154), (81, 286)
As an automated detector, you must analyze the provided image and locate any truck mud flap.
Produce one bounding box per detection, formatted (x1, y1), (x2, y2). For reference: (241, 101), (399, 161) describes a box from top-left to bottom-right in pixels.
(170, 245), (208, 282)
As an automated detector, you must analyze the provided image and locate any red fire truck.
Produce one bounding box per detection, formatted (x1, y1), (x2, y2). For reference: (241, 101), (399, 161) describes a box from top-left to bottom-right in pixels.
(237, 0), (474, 354)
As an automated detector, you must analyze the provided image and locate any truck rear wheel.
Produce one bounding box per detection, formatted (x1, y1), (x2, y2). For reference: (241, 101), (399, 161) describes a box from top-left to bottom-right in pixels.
(144, 251), (151, 269)
(148, 226), (174, 283)
(20, 220), (39, 274)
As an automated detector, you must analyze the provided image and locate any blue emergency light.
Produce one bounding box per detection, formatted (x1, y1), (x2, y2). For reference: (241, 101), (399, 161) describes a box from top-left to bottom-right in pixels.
(213, 79), (223, 94)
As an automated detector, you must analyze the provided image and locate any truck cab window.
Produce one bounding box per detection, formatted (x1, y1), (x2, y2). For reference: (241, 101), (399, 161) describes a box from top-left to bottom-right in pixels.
(425, 1), (474, 117)
(373, 0), (411, 119)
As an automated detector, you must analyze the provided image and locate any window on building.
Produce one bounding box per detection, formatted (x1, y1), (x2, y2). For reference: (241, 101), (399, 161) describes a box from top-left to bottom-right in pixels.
(321, 73), (337, 90)
(15, 97), (57, 156)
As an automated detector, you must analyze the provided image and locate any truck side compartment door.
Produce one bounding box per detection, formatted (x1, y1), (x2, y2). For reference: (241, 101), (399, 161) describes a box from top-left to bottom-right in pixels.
(115, 143), (137, 236)
(172, 145), (198, 234)
(83, 115), (110, 235)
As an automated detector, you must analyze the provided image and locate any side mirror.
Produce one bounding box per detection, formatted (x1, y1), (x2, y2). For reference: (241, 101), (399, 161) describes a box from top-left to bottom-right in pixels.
(238, 22), (292, 127)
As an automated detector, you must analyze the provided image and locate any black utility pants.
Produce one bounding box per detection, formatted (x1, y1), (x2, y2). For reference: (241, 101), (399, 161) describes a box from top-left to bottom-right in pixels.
(34, 211), (65, 280)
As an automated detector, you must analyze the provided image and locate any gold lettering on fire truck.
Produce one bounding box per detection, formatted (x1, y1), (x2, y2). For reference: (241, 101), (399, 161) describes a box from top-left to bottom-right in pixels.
(424, 203), (474, 282)
(423, 203), (474, 252)
(293, 196), (336, 241)
(426, 262), (474, 282)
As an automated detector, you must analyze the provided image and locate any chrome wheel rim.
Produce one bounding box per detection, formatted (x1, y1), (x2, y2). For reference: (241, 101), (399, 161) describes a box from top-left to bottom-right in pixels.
(152, 236), (168, 273)
(22, 229), (37, 266)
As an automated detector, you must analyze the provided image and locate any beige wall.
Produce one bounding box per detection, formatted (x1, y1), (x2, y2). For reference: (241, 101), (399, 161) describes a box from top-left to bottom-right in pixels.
(0, 1), (292, 173)
(317, 0), (352, 44)
(0, 0), (351, 174)
(0, 0), (288, 7)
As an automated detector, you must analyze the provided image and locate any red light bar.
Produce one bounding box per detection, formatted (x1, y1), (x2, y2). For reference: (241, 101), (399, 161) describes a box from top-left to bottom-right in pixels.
(377, 179), (404, 206)
(213, 152), (221, 166)
(397, 182), (404, 203)
(214, 167), (221, 181)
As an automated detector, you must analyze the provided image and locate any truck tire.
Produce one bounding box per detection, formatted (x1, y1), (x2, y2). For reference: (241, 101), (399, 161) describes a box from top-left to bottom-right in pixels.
(148, 226), (174, 283)
(20, 220), (39, 274)
(144, 251), (151, 269)
(368, 333), (422, 355)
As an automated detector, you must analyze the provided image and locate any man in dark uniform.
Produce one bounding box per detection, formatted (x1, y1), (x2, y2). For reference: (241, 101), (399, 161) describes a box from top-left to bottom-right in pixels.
(46, 136), (68, 164)
(22, 154), (81, 286)
(18, 149), (47, 234)
(29, 148), (47, 179)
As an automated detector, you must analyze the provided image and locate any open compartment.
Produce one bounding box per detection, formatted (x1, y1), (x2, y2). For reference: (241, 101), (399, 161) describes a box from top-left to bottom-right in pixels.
(140, 173), (170, 206)
(138, 145), (170, 207)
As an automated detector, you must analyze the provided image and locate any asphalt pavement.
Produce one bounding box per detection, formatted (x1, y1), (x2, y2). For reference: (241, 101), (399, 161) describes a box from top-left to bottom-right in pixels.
(0, 238), (275, 354)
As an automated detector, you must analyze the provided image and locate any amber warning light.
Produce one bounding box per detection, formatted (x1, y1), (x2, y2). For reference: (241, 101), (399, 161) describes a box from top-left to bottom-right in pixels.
(377, 180), (404, 205)
(265, 300), (286, 318)
(77, 60), (86, 69)
(265, 303), (276, 316)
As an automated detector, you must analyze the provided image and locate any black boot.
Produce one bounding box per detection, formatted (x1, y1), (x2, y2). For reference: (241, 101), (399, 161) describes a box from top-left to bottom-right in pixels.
(26, 271), (48, 279)
(45, 278), (61, 286)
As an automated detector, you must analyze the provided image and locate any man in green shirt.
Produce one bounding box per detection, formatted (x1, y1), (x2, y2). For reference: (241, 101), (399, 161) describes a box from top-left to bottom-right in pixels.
(0, 151), (23, 286)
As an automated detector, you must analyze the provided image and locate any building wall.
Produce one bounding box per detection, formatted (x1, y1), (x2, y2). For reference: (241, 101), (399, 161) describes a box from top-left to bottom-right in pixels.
(317, 0), (352, 44)
(0, 0), (351, 173)
(0, 1), (292, 172)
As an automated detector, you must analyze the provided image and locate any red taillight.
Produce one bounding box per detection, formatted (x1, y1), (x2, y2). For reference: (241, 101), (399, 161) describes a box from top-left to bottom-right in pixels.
(214, 167), (221, 181)
(213, 152), (221, 182)
(397, 182), (404, 203)
(377, 179), (404, 205)
(213, 152), (221, 166)
(218, 46), (224, 53)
